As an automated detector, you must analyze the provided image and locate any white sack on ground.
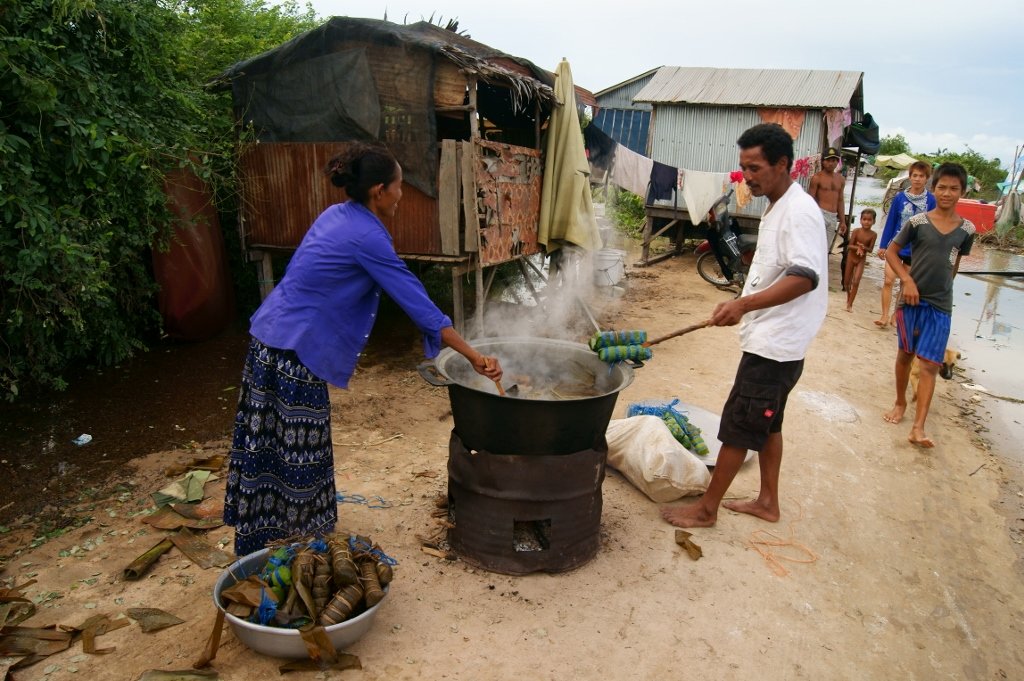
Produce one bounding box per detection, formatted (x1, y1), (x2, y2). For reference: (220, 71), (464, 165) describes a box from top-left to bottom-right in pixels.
(606, 415), (711, 502)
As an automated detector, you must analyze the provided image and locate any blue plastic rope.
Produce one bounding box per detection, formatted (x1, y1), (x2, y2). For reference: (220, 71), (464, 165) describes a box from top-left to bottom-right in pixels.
(336, 492), (393, 509)
(348, 535), (399, 566)
(253, 587), (278, 626)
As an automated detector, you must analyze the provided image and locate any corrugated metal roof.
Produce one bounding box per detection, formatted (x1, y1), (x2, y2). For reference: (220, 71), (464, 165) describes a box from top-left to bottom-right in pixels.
(594, 67), (661, 98)
(633, 67), (862, 108)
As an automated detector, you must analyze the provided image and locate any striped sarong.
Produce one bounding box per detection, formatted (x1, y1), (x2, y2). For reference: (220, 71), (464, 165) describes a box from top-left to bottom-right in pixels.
(224, 338), (337, 556)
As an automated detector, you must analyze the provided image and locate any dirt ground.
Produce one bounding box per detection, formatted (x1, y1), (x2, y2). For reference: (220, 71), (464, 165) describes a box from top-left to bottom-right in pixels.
(2, 244), (1023, 681)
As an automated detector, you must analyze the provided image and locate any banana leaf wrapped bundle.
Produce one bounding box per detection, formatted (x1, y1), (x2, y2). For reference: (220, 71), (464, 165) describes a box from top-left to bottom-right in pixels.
(221, 533), (397, 629)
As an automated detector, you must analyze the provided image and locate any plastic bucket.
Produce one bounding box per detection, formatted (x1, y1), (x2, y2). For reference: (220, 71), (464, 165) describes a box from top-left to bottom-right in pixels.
(593, 248), (626, 286)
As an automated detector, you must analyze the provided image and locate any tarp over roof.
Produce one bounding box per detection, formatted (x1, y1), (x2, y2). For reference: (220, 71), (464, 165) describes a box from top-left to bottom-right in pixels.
(212, 17), (596, 196)
(873, 153), (919, 169)
(633, 66), (863, 109)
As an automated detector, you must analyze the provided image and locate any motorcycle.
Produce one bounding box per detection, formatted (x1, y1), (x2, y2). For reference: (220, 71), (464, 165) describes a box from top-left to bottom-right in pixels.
(694, 188), (757, 289)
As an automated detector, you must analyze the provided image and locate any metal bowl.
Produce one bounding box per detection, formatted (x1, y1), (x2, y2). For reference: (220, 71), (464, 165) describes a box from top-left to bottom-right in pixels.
(212, 548), (387, 658)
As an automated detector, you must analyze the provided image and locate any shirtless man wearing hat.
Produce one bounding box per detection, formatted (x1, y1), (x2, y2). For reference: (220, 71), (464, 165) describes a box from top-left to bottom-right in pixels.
(809, 147), (847, 254)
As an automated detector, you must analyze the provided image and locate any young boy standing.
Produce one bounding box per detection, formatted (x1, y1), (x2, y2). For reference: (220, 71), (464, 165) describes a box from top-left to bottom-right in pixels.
(882, 163), (975, 448)
(809, 147), (847, 253)
(844, 208), (877, 312)
(875, 161), (935, 327)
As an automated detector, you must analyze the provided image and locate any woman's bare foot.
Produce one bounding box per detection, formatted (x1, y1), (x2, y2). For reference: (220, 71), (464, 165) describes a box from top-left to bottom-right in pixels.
(661, 503), (716, 528)
(883, 404), (905, 424)
(845, 305), (853, 312)
(908, 426), (935, 448)
(723, 498), (780, 522)
(874, 319), (888, 328)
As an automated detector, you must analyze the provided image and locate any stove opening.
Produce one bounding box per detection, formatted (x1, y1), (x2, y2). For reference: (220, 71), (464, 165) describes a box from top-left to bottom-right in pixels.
(513, 519), (551, 552)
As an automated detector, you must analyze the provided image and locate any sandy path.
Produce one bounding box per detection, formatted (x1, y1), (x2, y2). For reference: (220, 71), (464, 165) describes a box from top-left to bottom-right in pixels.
(2, 246), (1022, 681)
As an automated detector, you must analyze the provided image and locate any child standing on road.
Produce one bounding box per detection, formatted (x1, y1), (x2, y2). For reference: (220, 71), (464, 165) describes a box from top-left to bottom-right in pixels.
(844, 208), (878, 312)
(882, 163), (975, 448)
(875, 161), (935, 327)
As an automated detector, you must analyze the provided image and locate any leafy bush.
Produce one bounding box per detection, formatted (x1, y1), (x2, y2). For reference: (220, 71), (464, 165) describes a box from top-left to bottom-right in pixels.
(608, 188), (646, 239)
(0, 0), (211, 398)
(0, 0), (319, 400)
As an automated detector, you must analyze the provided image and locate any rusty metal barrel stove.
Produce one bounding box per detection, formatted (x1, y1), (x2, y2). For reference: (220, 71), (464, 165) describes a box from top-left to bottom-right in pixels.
(446, 432), (606, 575)
(421, 337), (634, 574)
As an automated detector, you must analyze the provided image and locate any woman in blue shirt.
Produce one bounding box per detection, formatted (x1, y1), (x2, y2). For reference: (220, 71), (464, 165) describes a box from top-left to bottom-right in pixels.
(224, 143), (503, 556)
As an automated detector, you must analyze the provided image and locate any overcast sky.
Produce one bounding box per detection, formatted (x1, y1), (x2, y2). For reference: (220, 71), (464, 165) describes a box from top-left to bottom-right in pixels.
(308, 0), (1023, 171)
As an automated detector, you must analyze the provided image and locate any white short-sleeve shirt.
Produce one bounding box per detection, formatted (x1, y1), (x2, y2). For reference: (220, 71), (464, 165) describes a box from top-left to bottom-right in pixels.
(738, 182), (829, 361)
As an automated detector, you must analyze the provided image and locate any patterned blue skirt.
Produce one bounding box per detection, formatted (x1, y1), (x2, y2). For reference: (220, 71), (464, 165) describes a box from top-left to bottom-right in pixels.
(223, 338), (338, 556)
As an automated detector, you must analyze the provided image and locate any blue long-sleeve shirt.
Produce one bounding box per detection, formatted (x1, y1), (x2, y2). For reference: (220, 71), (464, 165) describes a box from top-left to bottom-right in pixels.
(879, 191), (936, 260)
(249, 201), (452, 388)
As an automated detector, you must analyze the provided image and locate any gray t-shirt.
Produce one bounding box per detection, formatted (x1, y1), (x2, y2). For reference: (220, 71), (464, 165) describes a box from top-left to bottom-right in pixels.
(892, 213), (975, 314)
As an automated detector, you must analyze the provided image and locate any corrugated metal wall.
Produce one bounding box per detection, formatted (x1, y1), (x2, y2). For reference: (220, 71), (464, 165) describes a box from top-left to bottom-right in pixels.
(595, 75), (655, 111)
(240, 142), (441, 255)
(648, 105), (825, 217)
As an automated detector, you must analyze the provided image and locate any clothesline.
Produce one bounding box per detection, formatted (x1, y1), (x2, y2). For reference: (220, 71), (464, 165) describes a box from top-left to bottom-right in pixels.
(585, 122), (823, 222)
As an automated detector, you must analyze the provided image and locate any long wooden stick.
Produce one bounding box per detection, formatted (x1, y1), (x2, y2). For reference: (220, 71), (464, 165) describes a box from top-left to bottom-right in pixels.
(642, 320), (711, 348)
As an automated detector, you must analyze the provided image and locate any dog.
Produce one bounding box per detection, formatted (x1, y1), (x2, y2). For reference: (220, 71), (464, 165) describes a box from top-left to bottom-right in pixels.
(909, 348), (961, 401)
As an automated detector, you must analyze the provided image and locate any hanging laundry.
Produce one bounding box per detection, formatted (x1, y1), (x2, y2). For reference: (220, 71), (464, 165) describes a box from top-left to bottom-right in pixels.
(824, 109), (846, 147)
(681, 169), (729, 226)
(757, 108), (806, 140)
(583, 123), (617, 176)
(791, 156), (811, 179)
(609, 144), (654, 198)
(648, 161), (678, 202)
(735, 179), (753, 209)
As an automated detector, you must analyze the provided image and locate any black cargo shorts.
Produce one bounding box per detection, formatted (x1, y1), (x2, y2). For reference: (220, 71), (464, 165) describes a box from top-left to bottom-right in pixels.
(717, 352), (804, 452)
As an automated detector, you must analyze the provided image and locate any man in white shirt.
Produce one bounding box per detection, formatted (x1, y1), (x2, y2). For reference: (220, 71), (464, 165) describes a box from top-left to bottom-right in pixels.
(662, 123), (828, 528)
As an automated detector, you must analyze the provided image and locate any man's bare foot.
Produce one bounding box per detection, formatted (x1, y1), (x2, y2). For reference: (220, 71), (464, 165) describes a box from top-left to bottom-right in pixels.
(908, 426), (935, 448)
(883, 404), (905, 424)
(723, 498), (780, 522)
(845, 306), (853, 312)
(660, 503), (716, 528)
(874, 319), (888, 328)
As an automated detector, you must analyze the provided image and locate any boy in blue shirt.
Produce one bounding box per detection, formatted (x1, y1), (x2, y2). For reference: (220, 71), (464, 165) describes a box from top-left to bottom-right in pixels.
(875, 161), (935, 327)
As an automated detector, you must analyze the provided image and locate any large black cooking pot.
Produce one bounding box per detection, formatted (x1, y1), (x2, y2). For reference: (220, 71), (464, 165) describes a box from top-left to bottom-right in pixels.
(418, 337), (635, 455)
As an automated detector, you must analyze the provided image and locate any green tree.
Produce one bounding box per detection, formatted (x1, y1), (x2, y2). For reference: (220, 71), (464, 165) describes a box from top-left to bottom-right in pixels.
(878, 134), (912, 156)
(0, 0), (320, 400)
(925, 147), (1007, 199)
(170, 0), (318, 84)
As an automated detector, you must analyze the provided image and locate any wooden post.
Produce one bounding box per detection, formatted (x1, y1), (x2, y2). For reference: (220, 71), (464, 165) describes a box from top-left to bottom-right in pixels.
(535, 99), (542, 149)
(451, 268), (464, 334)
(438, 140), (460, 255)
(468, 76), (479, 140)
(842, 150), (863, 288)
(474, 256), (485, 338)
(460, 141), (479, 253)
(250, 250), (275, 300)
(641, 212), (654, 265)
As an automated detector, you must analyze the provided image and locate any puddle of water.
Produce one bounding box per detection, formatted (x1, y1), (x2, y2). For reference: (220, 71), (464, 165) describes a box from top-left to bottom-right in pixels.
(845, 177), (1024, 458)
(950, 249), (1024, 456)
